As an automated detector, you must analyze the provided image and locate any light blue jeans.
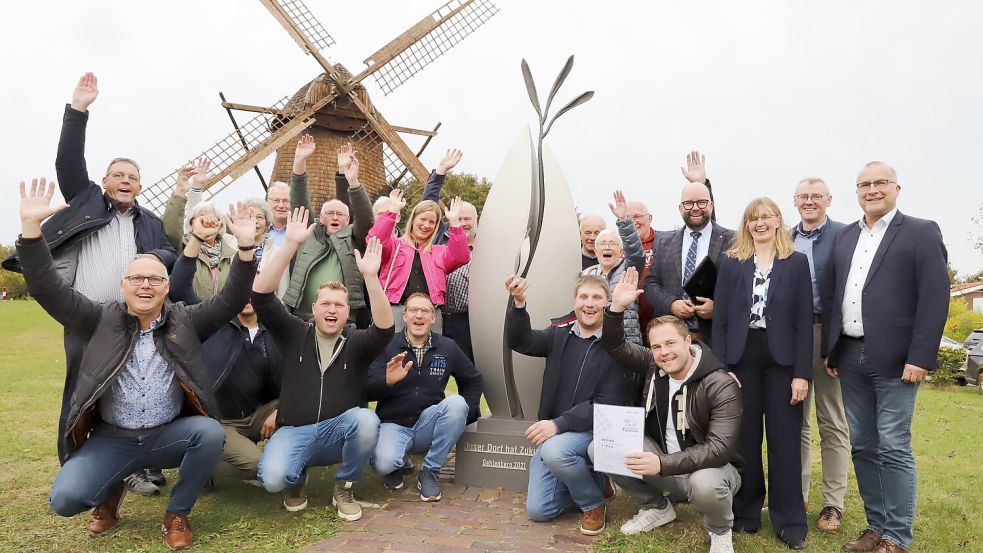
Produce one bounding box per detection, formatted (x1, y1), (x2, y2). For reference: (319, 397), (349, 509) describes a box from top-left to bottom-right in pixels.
(526, 431), (604, 521)
(372, 395), (469, 474)
(257, 407), (379, 492)
(836, 338), (919, 550)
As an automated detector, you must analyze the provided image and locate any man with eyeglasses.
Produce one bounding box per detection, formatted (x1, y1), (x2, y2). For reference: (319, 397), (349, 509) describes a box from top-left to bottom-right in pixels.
(644, 151), (733, 345)
(15, 178), (260, 550)
(367, 292), (483, 501)
(2, 72), (178, 496)
(822, 162), (948, 553)
(282, 135), (374, 326)
(788, 178), (850, 533)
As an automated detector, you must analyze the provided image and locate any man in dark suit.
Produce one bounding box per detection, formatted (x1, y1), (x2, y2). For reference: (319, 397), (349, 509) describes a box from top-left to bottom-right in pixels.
(644, 157), (733, 345)
(791, 178), (850, 532)
(822, 161), (949, 553)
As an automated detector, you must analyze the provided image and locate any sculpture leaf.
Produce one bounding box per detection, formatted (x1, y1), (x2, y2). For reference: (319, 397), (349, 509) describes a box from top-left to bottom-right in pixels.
(542, 91), (594, 138)
(521, 59), (543, 121)
(543, 55), (575, 118)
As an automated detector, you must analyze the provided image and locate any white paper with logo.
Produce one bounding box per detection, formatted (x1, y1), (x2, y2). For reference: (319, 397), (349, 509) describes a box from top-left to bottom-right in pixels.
(592, 403), (645, 479)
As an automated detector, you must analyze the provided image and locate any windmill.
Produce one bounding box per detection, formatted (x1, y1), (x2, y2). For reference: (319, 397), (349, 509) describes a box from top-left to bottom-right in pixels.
(140, 0), (500, 214)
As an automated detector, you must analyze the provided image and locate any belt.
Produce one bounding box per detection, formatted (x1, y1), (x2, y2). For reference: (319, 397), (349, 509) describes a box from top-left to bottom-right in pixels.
(813, 314), (822, 324)
(841, 334), (864, 341)
(94, 421), (158, 438)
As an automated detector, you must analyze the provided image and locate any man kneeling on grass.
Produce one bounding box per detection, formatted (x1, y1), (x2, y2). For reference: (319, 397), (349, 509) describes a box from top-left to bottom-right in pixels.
(367, 292), (483, 501)
(251, 208), (394, 522)
(16, 178), (259, 551)
(594, 267), (743, 553)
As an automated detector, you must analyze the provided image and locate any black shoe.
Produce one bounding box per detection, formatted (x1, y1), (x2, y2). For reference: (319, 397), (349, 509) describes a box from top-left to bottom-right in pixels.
(779, 535), (807, 550)
(383, 470), (405, 490)
(144, 468), (166, 487)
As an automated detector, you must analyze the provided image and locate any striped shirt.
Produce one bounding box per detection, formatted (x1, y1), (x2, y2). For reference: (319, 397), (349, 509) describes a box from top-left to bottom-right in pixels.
(98, 315), (184, 429)
(74, 209), (138, 303)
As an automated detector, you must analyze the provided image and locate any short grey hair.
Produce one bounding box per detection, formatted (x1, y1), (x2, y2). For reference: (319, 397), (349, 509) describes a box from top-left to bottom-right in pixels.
(595, 229), (623, 249)
(266, 181), (289, 200)
(242, 197), (274, 223)
(105, 157), (141, 177)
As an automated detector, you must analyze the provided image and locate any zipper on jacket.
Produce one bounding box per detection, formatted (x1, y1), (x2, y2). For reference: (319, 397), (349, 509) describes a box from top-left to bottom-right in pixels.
(312, 326), (348, 422)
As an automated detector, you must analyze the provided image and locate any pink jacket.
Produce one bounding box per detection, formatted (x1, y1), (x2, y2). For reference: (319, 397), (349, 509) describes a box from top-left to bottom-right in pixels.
(368, 211), (471, 306)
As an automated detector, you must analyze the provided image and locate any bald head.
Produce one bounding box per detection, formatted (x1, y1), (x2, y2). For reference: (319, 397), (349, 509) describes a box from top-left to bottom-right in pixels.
(579, 215), (606, 256)
(626, 200), (653, 236)
(855, 161), (901, 223)
(678, 182), (714, 230)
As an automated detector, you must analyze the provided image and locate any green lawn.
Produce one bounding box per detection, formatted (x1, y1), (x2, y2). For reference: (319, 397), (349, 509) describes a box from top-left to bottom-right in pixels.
(2, 300), (982, 552)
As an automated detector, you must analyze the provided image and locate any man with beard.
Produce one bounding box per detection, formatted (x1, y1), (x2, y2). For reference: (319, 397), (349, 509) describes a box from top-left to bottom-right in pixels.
(505, 273), (636, 536)
(643, 156), (733, 345)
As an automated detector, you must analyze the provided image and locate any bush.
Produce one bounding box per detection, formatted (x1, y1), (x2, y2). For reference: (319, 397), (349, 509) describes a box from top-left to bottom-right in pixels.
(930, 346), (968, 386)
(945, 298), (983, 343)
(0, 244), (27, 299)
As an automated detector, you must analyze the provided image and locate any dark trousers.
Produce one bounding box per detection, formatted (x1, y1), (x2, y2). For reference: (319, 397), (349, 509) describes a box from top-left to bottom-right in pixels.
(49, 416), (226, 516)
(732, 329), (807, 541)
(442, 312), (474, 361)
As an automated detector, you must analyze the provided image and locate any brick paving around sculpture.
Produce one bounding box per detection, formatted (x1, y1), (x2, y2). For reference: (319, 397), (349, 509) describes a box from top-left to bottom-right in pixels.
(306, 464), (597, 553)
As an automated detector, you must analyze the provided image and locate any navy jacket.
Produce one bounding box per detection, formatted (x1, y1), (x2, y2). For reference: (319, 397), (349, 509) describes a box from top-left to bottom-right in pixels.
(821, 212), (949, 375)
(366, 331), (483, 427)
(506, 304), (638, 433)
(791, 217), (847, 312)
(712, 251), (814, 379)
(2, 106), (175, 274)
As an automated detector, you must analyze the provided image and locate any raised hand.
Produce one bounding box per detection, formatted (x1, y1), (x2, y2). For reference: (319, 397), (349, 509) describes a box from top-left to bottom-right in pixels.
(285, 207), (315, 244)
(188, 157), (214, 190)
(388, 188), (406, 213)
(174, 165), (195, 198)
(71, 72), (99, 112)
(343, 151), (360, 187)
(680, 150), (707, 183)
(504, 273), (529, 306)
(611, 266), (644, 311)
(226, 202), (258, 247)
(192, 213), (222, 243)
(608, 189), (628, 220)
(437, 148), (464, 175)
(385, 351), (413, 385)
(336, 142), (353, 171)
(446, 196), (463, 226)
(20, 178), (69, 237)
(354, 236), (383, 277)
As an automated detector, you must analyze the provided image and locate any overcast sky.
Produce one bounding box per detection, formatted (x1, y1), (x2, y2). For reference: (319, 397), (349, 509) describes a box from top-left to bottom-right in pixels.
(1, 0), (980, 273)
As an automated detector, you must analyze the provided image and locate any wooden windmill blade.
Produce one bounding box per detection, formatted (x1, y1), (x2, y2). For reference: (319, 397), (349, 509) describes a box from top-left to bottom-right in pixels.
(140, 96), (315, 215)
(353, 0), (501, 94)
(260, 0), (431, 185)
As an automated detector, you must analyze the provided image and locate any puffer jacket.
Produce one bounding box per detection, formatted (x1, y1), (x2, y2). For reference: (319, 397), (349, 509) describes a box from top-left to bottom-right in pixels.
(602, 307), (744, 475)
(282, 172), (373, 311)
(583, 216), (645, 345)
(368, 211), (470, 306)
(16, 235), (256, 464)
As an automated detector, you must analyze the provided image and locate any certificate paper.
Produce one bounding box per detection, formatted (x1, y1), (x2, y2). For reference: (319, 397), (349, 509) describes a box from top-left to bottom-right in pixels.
(593, 403), (646, 479)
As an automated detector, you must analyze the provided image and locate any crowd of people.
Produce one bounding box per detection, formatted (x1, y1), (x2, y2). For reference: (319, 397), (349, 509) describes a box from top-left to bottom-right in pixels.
(4, 72), (950, 553)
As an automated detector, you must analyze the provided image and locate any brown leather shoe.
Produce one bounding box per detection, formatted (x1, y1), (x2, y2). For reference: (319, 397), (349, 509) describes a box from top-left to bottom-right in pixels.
(87, 487), (127, 536)
(162, 512), (193, 550)
(602, 475), (616, 502)
(580, 503), (606, 535)
(817, 505), (843, 532)
(872, 540), (908, 553)
(844, 529), (883, 552)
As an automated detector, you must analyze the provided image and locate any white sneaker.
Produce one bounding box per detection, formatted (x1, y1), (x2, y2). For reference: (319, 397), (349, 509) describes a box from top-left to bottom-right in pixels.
(619, 503), (676, 535)
(708, 529), (735, 553)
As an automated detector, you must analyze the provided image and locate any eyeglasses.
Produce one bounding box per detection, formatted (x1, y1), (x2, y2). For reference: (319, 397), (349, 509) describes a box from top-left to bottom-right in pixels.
(108, 171), (140, 182)
(795, 194), (826, 202)
(124, 275), (167, 287)
(321, 210), (348, 218)
(268, 198), (290, 205)
(406, 307), (434, 315)
(630, 213), (650, 220)
(748, 214), (778, 224)
(595, 241), (621, 248)
(680, 200), (710, 210)
(856, 179), (895, 192)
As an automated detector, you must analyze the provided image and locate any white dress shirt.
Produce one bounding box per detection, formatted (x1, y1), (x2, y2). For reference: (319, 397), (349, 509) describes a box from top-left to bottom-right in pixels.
(841, 208), (898, 337)
(680, 221), (714, 281)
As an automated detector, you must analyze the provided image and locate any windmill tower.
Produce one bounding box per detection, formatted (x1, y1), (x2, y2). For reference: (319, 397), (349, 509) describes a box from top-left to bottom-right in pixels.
(141, 0), (499, 213)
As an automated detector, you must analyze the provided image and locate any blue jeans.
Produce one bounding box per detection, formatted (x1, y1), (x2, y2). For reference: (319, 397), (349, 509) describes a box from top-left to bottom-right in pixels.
(258, 407), (379, 492)
(49, 416), (225, 516)
(373, 395), (469, 474)
(836, 338), (919, 550)
(526, 431), (604, 521)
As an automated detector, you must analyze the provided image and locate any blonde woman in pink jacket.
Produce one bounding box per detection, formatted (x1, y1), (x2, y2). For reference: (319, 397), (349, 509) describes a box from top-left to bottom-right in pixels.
(368, 189), (471, 332)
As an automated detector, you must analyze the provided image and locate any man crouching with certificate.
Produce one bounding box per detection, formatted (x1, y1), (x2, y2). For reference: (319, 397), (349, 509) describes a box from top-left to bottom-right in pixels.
(595, 267), (744, 553)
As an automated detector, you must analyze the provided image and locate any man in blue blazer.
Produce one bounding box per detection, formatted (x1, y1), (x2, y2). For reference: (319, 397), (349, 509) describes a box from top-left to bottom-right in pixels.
(822, 162), (949, 553)
(790, 178), (850, 532)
